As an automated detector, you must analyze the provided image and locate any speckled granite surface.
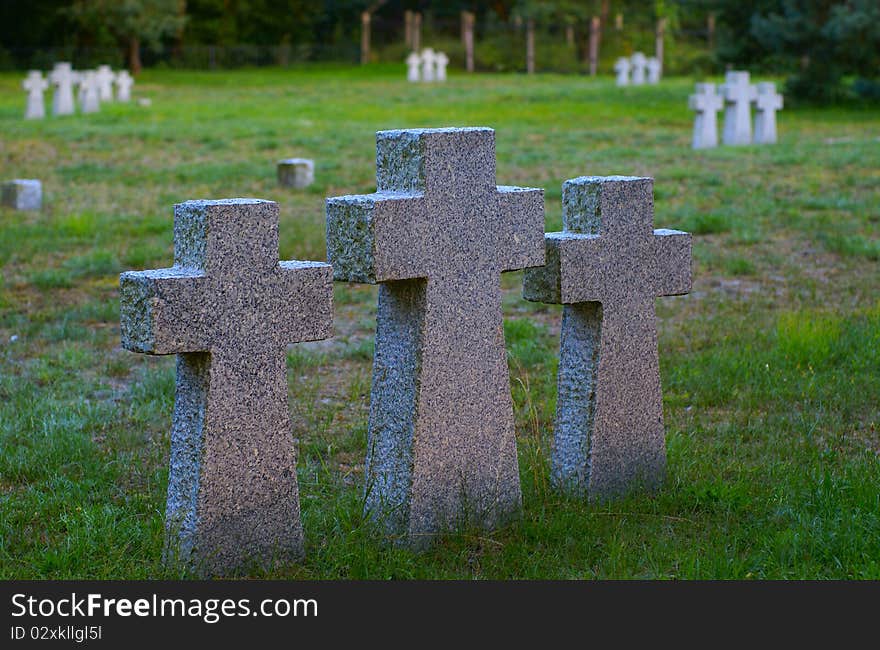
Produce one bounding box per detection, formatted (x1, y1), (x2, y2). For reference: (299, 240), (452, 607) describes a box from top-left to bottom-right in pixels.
(327, 128), (544, 545)
(524, 177), (691, 500)
(120, 199), (333, 575)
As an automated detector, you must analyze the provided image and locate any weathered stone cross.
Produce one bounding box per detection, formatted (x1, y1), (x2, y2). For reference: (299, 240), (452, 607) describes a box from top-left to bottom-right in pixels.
(95, 65), (115, 101)
(722, 71), (756, 146)
(614, 57), (631, 86)
(120, 199), (333, 575)
(115, 70), (134, 102)
(523, 176), (691, 500)
(23, 71), (48, 120)
(753, 81), (783, 145)
(49, 62), (76, 116)
(326, 127), (544, 544)
(689, 82), (723, 149)
(630, 52), (647, 85)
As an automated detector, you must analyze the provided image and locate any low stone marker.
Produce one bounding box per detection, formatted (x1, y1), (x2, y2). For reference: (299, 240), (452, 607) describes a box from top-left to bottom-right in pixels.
(49, 62), (76, 116)
(406, 51), (421, 82)
(326, 127), (544, 544)
(753, 81), (783, 145)
(277, 158), (314, 188)
(115, 70), (134, 102)
(1, 179), (42, 211)
(95, 65), (115, 101)
(689, 82), (723, 149)
(614, 57), (631, 86)
(630, 52), (647, 85)
(523, 176), (691, 499)
(23, 71), (48, 120)
(421, 48), (437, 82)
(646, 57), (661, 84)
(722, 71), (756, 146)
(119, 199), (333, 575)
(435, 51), (449, 81)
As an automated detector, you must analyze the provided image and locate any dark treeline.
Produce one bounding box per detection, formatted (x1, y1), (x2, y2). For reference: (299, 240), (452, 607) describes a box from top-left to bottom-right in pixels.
(1, 1), (877, 101)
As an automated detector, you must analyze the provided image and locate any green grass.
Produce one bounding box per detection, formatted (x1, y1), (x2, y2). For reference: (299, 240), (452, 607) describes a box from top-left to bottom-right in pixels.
(0, 65), (878, 579)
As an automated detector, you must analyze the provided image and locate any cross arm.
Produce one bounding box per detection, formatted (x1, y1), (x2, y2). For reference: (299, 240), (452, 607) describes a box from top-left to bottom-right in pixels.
(119, 268), (209, 355)
(653, 229), (691, 297)
(494, 186), (545, 273)
(277, 261), (334, 343)
(325, 192), (427, 283)
(522, 232), (602, 304)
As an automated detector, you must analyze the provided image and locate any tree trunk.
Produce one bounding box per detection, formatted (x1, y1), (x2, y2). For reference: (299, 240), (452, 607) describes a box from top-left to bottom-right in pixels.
(526, 18), (535, 74)
(128, 36), (142, 75)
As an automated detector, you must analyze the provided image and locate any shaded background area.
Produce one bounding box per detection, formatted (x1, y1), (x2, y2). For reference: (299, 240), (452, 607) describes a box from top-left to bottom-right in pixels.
(1, 1), (878, 102)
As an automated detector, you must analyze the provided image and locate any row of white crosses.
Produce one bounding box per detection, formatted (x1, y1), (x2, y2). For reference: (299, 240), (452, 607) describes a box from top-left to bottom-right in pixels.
(690, 71), (783, 149)
(406, 48), (449, 83)
(614, 52), (661, 86)
(24, 62), (134, 120)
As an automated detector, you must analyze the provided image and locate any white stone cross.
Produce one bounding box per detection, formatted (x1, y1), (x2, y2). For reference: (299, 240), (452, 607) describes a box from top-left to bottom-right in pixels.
(614, 57), (631, 86)
(721, 71), (756, 146)
(95, 65), (115, 101)
(421, 48), (436, 82)
(49, 62), (76, 116)
(115, 70), (134, 102)
(406, 51), (421, 82)
(435, 51), (449, 82)
(78, 71), (100, 114)
(689, 82), (723, 149)
(646, 57), (661, 84)
(23, 71), (48, 120)
(630, 52), (647, 85)
(523, 176), (691, 499)
(119, 199), (333, 575)
(753, 82), (783, 144)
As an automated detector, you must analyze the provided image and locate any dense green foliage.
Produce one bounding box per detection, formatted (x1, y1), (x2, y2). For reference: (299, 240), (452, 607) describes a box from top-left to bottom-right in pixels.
(0, 67), (878, 578)
(713, 0), (880, 102)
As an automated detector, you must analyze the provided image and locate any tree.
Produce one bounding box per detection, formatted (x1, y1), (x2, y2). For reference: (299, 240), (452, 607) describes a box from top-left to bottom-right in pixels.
(67, 0), (187, 74)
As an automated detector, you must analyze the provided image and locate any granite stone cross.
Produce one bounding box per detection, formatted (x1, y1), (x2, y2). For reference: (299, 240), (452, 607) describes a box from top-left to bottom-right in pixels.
(689, 82), (723, 149)
(326, 127), (544, 544)
(115, 70), (134, 102)
(119, 199), (333, 575)
(95, 65), (115, 101)
(722, 71), (756, 146)
(630, 52), (647, 85)
(614, 57), (631, 86)
(753, 82), (783, 145)
(523, 176), (691, 500)
(406, 52), (421, 82)
(49, 62), (76, 116)
(23, 71), (48, 120)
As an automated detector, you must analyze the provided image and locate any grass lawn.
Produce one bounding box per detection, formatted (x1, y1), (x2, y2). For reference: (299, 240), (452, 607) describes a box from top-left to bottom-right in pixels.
(0, 64), (878, 579)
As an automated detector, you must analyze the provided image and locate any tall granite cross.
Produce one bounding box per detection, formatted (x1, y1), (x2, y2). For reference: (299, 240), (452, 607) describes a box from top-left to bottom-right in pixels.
(421, 48), (437, 82)
(23, 71), (48, 120)
(753, 81), (783, 145)
(120, 199), (333, 575)
(406, 52), (421, 82)
(689, 82), (723, 149)
(49, 62), (76, 116)
(78, 71), (100, 114)
(326, 127), (544, 544)
(721, 71), (756, 146)
(523, 176), (691, 499)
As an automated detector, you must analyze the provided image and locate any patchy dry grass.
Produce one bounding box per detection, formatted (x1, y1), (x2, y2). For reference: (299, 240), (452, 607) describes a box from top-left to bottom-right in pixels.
(0, 65), (878, 579)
